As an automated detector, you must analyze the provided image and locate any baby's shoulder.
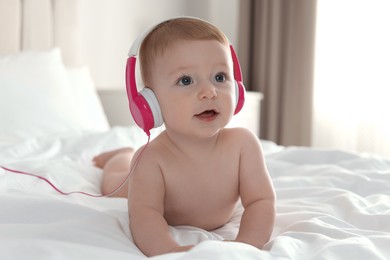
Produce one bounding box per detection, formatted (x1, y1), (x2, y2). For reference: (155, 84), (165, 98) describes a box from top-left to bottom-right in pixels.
(220, 127), (261, 150)
(221, 128), (264, 160)
(135, 133), (165, 157)
(221, 127), (258, 141)
(130, 134), (168, 175)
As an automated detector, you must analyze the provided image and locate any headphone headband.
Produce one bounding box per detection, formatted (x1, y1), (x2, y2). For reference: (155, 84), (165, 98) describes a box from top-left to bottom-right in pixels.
(128, 27), (152, 57)
(129, 16), (215, 57)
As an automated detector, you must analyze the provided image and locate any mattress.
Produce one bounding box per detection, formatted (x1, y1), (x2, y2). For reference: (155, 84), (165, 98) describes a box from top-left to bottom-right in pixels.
(1, 126), (389, 259)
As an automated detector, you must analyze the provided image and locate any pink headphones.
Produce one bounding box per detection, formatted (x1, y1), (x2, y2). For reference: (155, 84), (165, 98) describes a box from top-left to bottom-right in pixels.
(125, 17), (246, 135)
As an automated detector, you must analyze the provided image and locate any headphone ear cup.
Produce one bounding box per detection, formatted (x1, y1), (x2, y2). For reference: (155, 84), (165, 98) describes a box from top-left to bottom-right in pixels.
(233, 80), (246, 115)
(139, 88), (164, 128)
(229, 45), (246, 115)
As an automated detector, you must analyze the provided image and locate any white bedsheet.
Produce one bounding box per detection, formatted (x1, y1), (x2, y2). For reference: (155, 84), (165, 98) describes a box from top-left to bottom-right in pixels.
(1, 126), (389, 259)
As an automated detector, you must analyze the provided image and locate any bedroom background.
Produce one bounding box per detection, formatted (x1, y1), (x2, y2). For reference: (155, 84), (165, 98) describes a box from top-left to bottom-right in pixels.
(1, 0), (389, 158)
(1, 2), (390, 258)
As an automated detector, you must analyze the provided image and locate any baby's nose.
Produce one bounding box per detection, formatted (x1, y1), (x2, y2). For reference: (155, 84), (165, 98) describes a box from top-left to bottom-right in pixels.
(198, 82), (217, 100)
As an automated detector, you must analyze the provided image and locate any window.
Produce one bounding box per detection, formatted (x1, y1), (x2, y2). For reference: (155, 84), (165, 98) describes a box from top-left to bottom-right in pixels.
(313, 0), (390, 157)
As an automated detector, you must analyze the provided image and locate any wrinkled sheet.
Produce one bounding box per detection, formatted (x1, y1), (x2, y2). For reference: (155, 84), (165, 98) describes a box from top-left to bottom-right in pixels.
(1, 127), (389, 259)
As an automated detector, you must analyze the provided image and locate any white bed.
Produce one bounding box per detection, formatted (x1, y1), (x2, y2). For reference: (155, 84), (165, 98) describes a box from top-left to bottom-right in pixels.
(1, 1), (390, 259)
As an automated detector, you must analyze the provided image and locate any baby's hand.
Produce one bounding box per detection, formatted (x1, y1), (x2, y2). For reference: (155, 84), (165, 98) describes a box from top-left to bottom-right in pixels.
(169, 245), (194, 253)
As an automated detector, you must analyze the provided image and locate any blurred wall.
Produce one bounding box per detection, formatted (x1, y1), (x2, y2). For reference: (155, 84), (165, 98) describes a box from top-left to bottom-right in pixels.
(79, 0), (239, 89)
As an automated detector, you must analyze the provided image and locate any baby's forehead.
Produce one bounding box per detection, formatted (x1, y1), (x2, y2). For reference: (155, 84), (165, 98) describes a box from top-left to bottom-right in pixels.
(153, 38), (229, 58)
(151, 40), (232, 73)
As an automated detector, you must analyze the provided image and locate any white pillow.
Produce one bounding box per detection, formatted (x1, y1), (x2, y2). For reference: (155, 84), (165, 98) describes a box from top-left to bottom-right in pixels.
(66, 66), (110, 132)
(0, 48), (85, 142)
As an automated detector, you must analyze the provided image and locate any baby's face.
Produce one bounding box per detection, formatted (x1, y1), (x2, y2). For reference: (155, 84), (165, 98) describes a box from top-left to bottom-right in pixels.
(150, 39), (235, 138)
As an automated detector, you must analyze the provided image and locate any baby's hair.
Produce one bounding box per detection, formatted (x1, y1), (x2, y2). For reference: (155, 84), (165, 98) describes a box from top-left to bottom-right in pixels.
(139, 17), (229, 86)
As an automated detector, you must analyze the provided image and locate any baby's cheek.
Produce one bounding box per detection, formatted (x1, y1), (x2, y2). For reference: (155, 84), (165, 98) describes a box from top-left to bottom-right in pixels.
(161, 105), (187, 126)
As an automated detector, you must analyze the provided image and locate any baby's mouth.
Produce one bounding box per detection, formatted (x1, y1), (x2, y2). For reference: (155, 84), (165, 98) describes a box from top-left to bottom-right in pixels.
(195, 110), (219, 120)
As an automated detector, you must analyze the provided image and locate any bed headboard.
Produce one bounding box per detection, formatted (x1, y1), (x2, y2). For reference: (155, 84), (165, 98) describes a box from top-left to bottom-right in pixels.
(0, 0), (82, 67)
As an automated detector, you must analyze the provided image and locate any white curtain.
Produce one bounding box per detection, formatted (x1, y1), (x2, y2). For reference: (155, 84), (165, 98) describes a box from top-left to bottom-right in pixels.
(313, 0), (390, 157)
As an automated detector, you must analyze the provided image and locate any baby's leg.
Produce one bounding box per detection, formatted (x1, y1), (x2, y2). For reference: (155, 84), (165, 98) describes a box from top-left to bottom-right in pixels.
(93, 148), (134, 198)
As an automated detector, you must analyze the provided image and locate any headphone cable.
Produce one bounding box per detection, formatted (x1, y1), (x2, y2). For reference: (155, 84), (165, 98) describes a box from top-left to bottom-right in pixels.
(0, 134), (151, 198)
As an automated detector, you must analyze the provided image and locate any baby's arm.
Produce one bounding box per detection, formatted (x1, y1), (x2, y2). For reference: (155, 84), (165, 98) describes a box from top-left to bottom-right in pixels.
(235, 129), (276, 249)
(128, 148), (192, 256)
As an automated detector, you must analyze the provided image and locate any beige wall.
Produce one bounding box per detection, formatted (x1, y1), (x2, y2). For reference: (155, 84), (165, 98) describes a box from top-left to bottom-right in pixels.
(78, 0), (239, 89)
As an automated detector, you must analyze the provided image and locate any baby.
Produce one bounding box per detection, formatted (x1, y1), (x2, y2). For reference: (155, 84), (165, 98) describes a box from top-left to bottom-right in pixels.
(93, 17), (275, 257)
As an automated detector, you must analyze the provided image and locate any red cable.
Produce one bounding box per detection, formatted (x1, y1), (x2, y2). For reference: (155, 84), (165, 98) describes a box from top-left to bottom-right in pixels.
(0, 135), (150, 197)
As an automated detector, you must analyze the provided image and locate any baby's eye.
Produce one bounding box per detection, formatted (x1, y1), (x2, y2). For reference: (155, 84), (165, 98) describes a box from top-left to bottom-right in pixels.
(178, 76), (193, 86)
(215, 73), (226, 83)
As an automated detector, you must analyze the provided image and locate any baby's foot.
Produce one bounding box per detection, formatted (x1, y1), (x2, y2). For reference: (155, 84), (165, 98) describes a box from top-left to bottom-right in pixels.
(93, 147), (134, 168)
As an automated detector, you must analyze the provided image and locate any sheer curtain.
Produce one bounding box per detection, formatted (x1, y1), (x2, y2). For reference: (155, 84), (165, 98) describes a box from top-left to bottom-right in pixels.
(313, 0), (390, 157)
